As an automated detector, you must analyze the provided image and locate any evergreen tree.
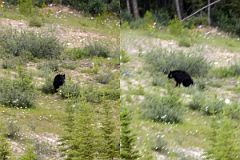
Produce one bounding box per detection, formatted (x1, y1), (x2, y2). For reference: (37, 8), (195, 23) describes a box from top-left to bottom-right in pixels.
(19, 0), (32, 16)
(61, 102), (96, 160)
(0, 136), (11, 160)
(120, 107), (139, 160)
(100, 103), (117, 159)
(206, 117), (240, 160)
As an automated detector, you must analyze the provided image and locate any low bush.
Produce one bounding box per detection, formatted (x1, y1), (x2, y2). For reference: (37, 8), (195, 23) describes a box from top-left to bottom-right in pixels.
(29, 16), (43, 27)
(65, 48), (89, 60)
(210, 64), (240, 78)
(0, 30), (62, 59)
(38, 61), (59, 73)
(96, 71), (112, 84)
(59, 82), (81, 99)
(202, 98), (225, 115)
(168, 18), (184, 36)
(224, 103), (240, 120)
(141, 91), (182, 123)
(0, 70), (35, 108)
(84, 42), (111, 58)
(0, 136), (11, 159)
(5, 119), (20, 139)
(151, 136), (168, 153)
(145, 49), (209, 77)
(178, 37), (192, 47)
(189, 92), (204, 111)
(41, 76), (55, 94)
(120, 50), (130, 63)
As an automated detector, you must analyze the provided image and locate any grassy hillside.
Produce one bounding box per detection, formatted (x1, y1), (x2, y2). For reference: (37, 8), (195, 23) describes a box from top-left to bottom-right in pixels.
(0, 5), (120, 160)
(120, 25), (240, 159)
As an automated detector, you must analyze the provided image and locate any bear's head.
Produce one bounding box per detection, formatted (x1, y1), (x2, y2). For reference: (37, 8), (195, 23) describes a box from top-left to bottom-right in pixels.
(168, 71), (173, 79)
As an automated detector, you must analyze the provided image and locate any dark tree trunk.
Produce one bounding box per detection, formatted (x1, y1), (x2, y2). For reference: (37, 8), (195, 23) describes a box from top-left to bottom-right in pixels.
(131, 0), (140, 18)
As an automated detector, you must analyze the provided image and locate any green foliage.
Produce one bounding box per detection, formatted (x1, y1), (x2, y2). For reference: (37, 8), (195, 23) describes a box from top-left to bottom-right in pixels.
(189, 92), (204, 111)
(224, 103), (240, 120)
(202, 98), (225, 115)
(205, 117), (240, 160)
(151, 136), (168, 153)
(210, 64), (240, 78)
(41, 76), (55, 94)
(59, 82), (81, 99)
(65, 48), (89, 60)
(183, 16), (208, 28)
(61, 103), (96, 159)
(29, 16), (43, 27)
(19, 146), (37, 160)
(168, 18), (184, 36)
(84, 42), (111, 58)
(178, 37), (192, 47)
(0, 136), (11, 160)
(120, 107), (139, 159)
(145, 49), (209, 77)
(38, 61), (59, 73)
(96, 71), (112, 84)
(0, 70), (35, 108)
(0, 30), (62, 59)
(19, 0), (32, 16)
(153, 9), (170, 26)
(100, 104), (117, 159)
(5, 119), (20, 139)
(141, 90), (182, 123)
(120, 50), (130, 63)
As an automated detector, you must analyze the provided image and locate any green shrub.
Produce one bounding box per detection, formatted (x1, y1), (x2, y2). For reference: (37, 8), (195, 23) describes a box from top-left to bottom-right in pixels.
(84, 42), (111, 58)
(129, 18), (145, 29)
(20, 146), (37, 160)
(5, 119), (20, 139)
(0, 30), (62, 59)
(29, 17), (43, 27)
(65, 48), (88, 60)
(168, 18), (184, 36)
(202, 98), (225, 115)
(19, 0), (33, 16)
(41, 76), (55, 94)
(141, 91), (182, 123)
(205, 117), (240, 160)
(153, 9), (170, 26)
(183, 16), (208, 28)
(210, 64), (240, 78)
(38, 61), (59, 73)
(120, 50), (130, 63)
(96, 71), (112, 84)
(145, 49), (209, 77)
(59, 82), (81, 99)
(0, 70), (35, 108)
(189, 92), (204, 110)
(151, 136), (168, 153)
(224, 103), (240, 120)
(178, 38), (192, 47)
(0, 136), (11, 160)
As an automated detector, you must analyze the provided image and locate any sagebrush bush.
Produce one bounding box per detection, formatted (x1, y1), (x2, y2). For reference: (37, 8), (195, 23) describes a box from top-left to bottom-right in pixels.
(41, 76), (55, 94)
(84, 42), (111, 58)
(5, 119), (20, 139)
(178, 37), (192, 47)
(38, 61), (59, 73)
(19, 0), (32, 16)
(0, 30), (62, 59)
(96, 71), (112, 84)
(141, 92), (182, 123)
(0, 71), (35, 108)
(60, 82), (81, 99)
(151, 136), (168, 153)
(202, 98), (225, 115)
(189, 92), (204, 110)
(145, 49), (209, 77)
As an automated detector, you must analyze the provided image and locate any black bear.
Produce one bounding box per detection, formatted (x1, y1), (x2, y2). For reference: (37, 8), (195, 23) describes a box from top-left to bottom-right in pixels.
(53, 74), (65, 92)
(168, 70), (193, 87)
